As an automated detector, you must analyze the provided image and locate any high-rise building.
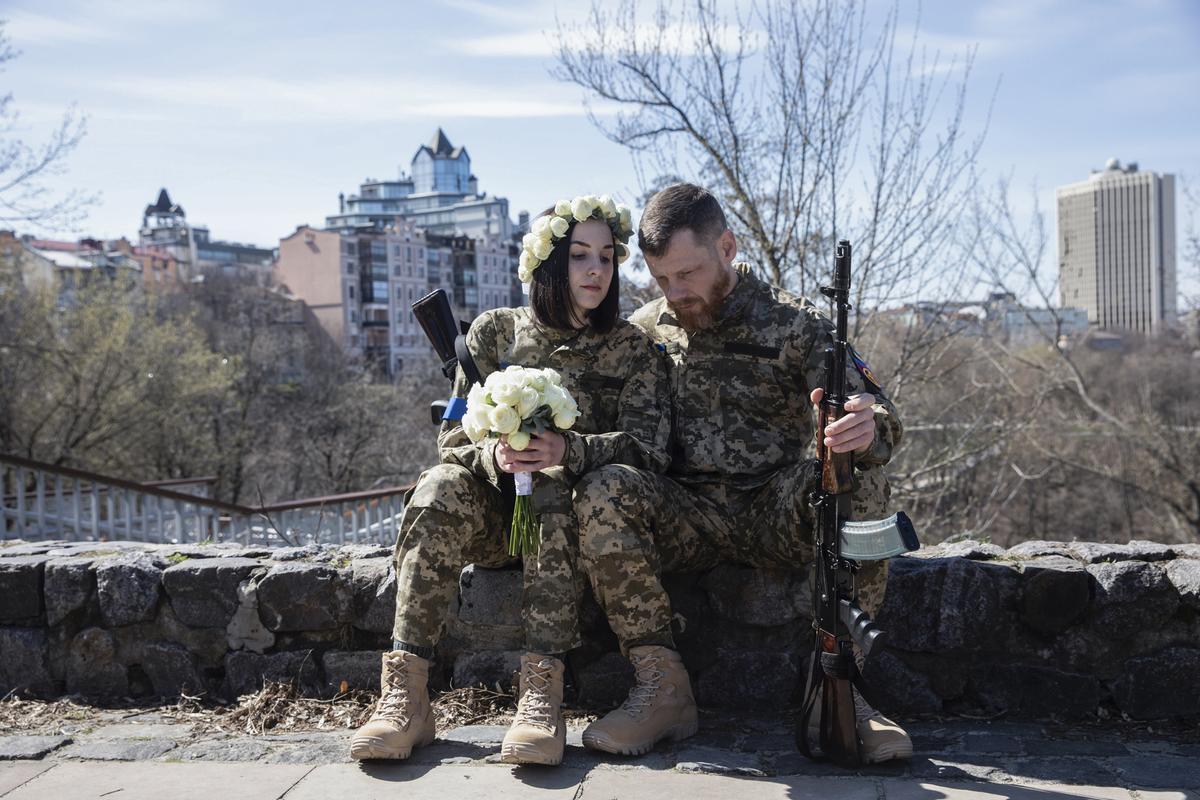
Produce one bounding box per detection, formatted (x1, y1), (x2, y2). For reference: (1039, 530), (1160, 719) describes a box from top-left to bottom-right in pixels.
(1057, 159), (1177, 335)
(275, 220), (517, 376)
(325, 129), (512, 239)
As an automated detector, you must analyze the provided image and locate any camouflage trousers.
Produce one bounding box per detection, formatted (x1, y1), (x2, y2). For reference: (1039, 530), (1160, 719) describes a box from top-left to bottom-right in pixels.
(573, 461), (892, 654)
(392, 463), (584, 655)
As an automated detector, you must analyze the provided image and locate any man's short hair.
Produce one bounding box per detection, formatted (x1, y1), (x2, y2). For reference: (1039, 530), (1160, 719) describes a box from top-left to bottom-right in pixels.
(638, 183), (729, 259)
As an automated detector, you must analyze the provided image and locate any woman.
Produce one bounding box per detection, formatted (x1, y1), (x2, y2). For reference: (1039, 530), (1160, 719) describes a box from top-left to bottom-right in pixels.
(350, 195), (669, 767)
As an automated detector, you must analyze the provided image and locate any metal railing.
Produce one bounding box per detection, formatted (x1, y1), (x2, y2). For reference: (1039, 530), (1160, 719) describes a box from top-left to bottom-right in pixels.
(0, 453), (411, 547)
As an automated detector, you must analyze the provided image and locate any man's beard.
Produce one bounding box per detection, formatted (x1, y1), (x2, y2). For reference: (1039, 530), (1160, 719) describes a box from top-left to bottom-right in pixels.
(668, 266), (733, 333)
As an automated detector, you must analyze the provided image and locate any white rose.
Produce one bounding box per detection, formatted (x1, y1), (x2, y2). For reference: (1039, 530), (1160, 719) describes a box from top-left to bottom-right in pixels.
(516, 386), (540, 417)
(489, 403), (521, 435)
(532, 237), (553, 261)
(543, 368), (563, 387)
(488, 376), (522, 406)
(526, 371), (548, 392)
(570, 196), (594, 222)
(522, 232), (539, 251)
(549, 216), (569, 238)
(507, 430), (531, 451)
(519, 250), (537, 270)
(599, 195), (617, 217)
(462, 406), (491, 442)
(553, 409), (578, 430)
(531, 216), (551, 236)
(518, 267), (532, 283)
(554, 199), (571, 216)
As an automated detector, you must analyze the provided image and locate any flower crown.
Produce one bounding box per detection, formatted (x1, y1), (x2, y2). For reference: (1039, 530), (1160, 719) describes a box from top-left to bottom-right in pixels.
(517, 194), (634, 284)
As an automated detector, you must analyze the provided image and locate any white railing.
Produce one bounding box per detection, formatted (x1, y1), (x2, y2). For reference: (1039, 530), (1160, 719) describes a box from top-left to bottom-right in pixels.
(0, 454), (410, 547)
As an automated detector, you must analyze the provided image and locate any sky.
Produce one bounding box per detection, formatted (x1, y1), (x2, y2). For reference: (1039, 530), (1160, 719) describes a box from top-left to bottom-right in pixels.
(2, 0), (1198, 296)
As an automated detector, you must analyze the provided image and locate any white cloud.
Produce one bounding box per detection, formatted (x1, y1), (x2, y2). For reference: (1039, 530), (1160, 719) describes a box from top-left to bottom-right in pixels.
(2, 9), (123, 44)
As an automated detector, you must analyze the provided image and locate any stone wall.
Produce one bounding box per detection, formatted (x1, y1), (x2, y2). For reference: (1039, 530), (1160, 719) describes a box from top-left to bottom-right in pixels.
(1, 538), (1198, 721)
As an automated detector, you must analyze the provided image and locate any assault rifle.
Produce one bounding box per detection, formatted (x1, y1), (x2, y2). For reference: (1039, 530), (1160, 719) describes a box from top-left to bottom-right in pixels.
(411, 289), (482, 424)
(797, 240), (920, 766)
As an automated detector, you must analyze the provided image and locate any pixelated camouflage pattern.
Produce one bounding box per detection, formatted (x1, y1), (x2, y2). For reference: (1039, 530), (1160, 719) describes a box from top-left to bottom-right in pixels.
(573, 262), (901, 652)
(628, 263), (902, 491)
(394, 308), (670, 654)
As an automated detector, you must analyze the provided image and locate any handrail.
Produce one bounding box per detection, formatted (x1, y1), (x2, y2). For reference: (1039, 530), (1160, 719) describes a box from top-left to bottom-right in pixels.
(0, 453), (413, 515)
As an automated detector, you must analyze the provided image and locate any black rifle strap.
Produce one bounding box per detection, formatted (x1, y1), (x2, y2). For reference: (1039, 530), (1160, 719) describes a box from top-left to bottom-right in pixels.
(797, 645), (822, 758)
(455, 334), (484, 387)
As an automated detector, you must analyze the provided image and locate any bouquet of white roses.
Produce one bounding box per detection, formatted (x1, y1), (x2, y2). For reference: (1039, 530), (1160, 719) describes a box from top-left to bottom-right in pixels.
(461, 365), (580, 556)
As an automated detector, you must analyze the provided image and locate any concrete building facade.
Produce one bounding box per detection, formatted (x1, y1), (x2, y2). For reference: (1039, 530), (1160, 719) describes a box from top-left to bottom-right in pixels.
(139, 188), (274, 282)
(325, 129), (512, 240)
(1057, 159), (1177, 335)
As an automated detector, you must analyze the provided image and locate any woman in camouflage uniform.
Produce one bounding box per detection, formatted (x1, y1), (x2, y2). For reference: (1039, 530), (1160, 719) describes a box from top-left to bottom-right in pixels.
(351, 196), (669, 767)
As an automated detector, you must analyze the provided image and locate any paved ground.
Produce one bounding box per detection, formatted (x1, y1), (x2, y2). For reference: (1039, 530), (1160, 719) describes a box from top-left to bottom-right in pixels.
(1, 710), (1198, 799)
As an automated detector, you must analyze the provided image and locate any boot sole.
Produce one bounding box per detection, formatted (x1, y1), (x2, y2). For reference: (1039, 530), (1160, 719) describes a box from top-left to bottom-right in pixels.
(581, 719), (699, 756)
(499, 741), (564, 766)
(349, 725), (436, 761)
(862, 739), (913, 764)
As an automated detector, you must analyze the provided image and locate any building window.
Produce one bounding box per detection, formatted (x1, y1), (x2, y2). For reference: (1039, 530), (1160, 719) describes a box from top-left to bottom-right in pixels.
(348, 284), (355, 299)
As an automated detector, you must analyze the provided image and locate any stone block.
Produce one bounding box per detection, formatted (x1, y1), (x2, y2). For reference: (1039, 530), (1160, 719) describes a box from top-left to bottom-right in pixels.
(1019, 559), (1092, 636)
(256, 562), (348, 632)
(1165, 559), (1200, 610)
(696, 648), (797, 709)
(0, 555), (48, 622)
(968, 664), (1099, 718)
(1006, 541), (1075, 560)
(451, 650), (522, 690)
(321, 650), (382, 694)
(0, 554), (49, 623)
(1087, 561), (1179, 639)
(162, 557), (264, 628)
(700, 564), (809, 627)
(574, 651), (634, 710)
(1111, 646), (1200, 720)
(0, 735), (71, 759)
(225, 577), (275, 654)
(95, 553), (163, 627)
(0, 627), (55, 697)
(44, 557), (97, 626)
(224, 650), (321, 698)
(457, 564), (521, 627)
(1069, 540), (1175, 564)
(877, 557), (1012, 653)
(66, 627), (128, 698)
(139, 642), (206, 698)
(348, 557), (395, 633)
(860, 649), (943, 714)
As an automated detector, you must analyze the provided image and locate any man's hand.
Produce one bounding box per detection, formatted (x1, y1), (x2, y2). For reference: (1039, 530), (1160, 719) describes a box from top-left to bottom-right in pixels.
(495, 431), (567, 473)
(810, 388), (876, 455)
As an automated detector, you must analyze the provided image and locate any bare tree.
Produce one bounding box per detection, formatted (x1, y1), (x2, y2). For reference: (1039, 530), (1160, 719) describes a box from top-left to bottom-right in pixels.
(554, 0), (989, 320)
(0, 21), (94, 230)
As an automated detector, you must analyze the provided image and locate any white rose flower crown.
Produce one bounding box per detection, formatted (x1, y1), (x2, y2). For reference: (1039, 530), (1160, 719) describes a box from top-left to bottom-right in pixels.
(517, 194), (634, 283)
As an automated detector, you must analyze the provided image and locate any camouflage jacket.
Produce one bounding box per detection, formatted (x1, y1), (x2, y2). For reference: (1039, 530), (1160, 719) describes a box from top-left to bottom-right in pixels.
(438, 306), (671, 486)
(629, 263), (903, 492)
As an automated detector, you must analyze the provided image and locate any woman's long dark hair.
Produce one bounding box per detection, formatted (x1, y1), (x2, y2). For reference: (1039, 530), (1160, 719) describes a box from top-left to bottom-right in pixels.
(528, 208), (620, 334)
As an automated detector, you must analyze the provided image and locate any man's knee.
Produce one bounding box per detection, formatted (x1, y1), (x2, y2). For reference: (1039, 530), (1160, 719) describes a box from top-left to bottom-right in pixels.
(408, 463), (486, 517)
(573, 465), (652, 555)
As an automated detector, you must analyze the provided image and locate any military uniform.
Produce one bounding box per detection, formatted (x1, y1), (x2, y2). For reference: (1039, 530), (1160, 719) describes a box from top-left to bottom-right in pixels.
(574, 263), (902, 652)
(393, 306), (670, 655)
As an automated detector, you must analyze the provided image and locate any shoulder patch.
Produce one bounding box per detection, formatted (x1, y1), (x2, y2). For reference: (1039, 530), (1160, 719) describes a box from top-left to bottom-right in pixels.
(848, 344), (884, 395)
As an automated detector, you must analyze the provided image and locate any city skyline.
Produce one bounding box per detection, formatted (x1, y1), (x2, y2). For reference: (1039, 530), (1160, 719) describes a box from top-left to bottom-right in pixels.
(3, 0), (1198, 296)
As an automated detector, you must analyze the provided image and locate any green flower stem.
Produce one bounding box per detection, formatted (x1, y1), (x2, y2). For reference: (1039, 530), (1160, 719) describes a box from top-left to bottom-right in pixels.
(509, 497), (539, 557)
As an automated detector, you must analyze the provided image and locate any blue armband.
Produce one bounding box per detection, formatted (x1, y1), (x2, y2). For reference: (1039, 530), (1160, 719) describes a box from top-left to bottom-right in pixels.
(443, 397), (468, 421)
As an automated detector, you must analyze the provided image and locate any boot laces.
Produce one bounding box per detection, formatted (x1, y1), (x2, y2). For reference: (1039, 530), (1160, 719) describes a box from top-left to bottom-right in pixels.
(372, 653), (413, 727)
(513, 658), (557, 731)
(853, 690), (883, 724)
(621, 652), (665, 717)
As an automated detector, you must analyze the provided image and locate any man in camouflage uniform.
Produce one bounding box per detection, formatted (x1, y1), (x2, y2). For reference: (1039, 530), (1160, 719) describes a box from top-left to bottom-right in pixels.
(575, 183), (912, 764)
(351, 304), (669, 765)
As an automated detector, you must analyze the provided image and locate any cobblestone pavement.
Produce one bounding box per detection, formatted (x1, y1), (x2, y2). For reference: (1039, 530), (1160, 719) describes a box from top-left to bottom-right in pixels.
(1, 709), (1197, 799)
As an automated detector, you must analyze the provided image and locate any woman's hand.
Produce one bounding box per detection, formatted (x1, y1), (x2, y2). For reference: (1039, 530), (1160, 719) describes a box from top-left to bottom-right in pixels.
(495, 431), (567, 473)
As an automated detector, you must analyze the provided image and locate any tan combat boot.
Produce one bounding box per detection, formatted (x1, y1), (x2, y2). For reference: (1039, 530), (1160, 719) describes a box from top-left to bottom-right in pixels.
(581, 646), (698, 756)
(500, 653), (566, 765)
(349, 650), (437, 760)
(855, 691), (912, 763)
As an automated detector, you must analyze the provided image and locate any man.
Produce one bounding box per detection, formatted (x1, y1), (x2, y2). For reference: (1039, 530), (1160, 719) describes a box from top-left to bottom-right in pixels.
(573, 183), (912, 764)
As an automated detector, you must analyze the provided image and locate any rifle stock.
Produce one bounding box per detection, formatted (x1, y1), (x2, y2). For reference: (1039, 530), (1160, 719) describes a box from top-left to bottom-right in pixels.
(411, 289), (482, 424)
